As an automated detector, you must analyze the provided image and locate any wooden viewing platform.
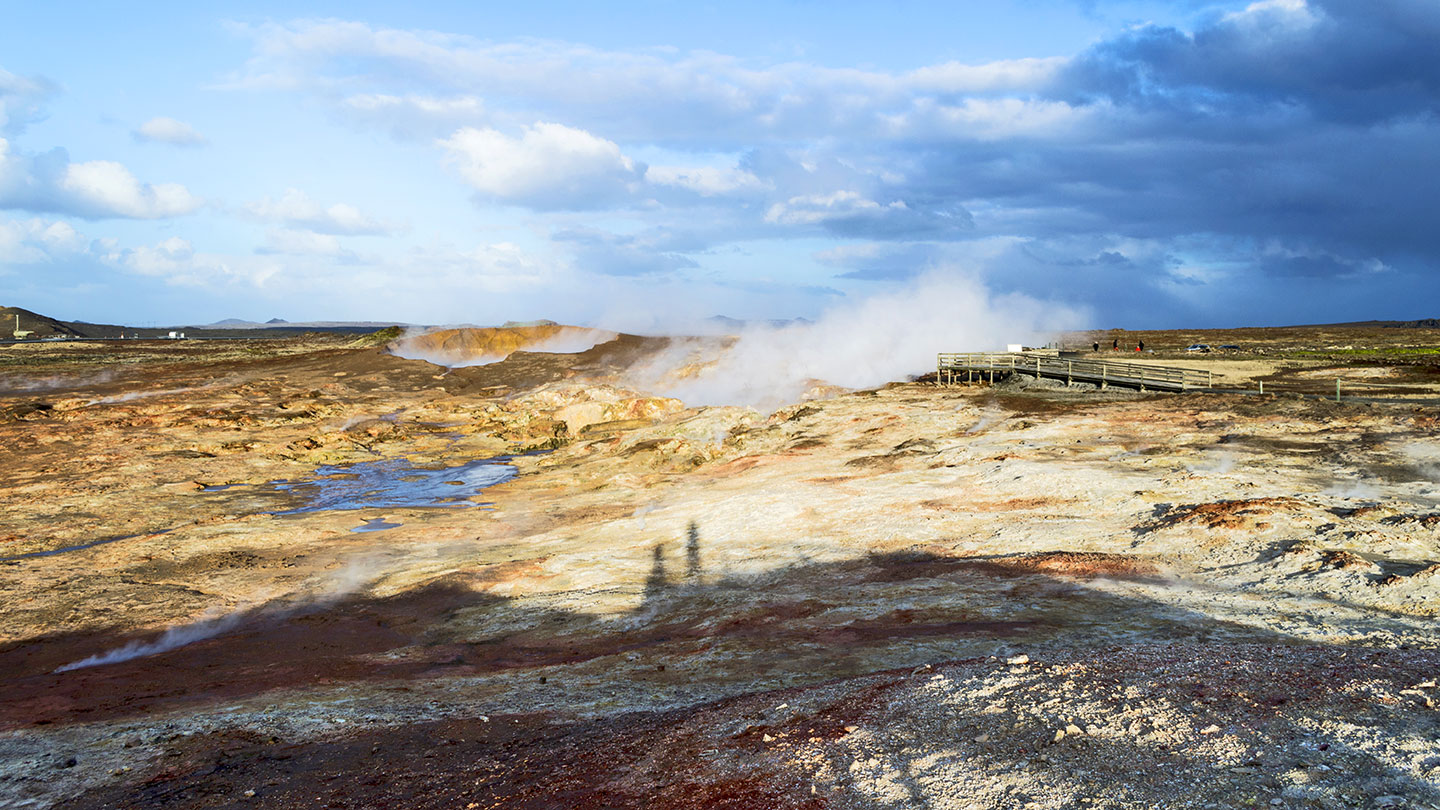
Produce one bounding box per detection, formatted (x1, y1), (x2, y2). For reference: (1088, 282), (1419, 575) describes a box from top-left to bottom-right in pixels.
(937, 352), (1213, 392)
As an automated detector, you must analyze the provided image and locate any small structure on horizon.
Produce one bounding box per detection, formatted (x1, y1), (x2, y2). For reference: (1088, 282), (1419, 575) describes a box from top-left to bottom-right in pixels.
(12, 314), (33, 339)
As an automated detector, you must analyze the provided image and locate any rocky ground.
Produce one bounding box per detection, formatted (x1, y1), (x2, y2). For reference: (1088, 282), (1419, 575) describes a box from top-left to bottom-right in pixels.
(1, 331), (1438, 809)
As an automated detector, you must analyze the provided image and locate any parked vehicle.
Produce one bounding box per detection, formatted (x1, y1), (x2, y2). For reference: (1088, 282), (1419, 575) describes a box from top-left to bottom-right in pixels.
(1186, 344), (1211, 352)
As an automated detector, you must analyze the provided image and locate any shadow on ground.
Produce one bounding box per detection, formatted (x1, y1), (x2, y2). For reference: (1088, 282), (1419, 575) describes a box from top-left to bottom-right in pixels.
(1, 539), (1291, 731)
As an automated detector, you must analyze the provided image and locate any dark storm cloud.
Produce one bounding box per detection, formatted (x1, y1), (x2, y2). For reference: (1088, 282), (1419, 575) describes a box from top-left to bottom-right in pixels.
(1060, 0), (1440, 124)
(835, 0), (1440, 323)
(204, 8), (1440, 327)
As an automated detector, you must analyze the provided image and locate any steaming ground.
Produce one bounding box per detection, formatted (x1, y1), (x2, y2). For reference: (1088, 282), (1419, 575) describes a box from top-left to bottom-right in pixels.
(387, 324), (619, 368)
(639, 274), (1085, 409)
(2, 321), (1440, 808)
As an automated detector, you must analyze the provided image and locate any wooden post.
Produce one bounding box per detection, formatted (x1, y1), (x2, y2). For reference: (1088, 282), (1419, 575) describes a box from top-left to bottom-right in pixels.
(1259, 380), (1264, 395)
(1336, 379), (1341, 402)
(1139, 367), (1145, 392)
(1067, 360), (1072, 385)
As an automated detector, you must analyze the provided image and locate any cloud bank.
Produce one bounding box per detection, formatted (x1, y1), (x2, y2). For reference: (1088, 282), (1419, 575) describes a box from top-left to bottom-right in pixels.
(4, 1), (1440, 327)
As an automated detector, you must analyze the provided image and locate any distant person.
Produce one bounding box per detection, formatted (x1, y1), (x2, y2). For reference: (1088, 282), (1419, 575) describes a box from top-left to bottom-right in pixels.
(1137, 339), (1144, 352)
(1112, 338), (1118, 351)
(1092, 341), (1100, 352)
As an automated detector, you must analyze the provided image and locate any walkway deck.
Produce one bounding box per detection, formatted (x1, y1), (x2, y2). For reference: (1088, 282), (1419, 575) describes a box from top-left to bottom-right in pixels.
(937, 352), (1212, 392)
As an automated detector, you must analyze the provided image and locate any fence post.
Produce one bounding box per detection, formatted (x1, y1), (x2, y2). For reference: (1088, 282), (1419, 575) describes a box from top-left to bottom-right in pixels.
(1336, 379), (1341, 402)
(1259, 380), (1264, 395)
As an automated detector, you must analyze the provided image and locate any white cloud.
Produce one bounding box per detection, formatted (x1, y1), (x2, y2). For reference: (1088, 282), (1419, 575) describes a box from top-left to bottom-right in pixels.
(231, 21), (1069, 145)
(0, 216), (86, 264)
(122, 236), (196, 275)
(645, 164), (770, 196)
(133, 116), (208, 146)
(259, 227), (352, 258)
(245, 188), (394, 235)
(439, 122), (644, 209)
(904, 57), (1068, 94)
(343, 93), (483, 118)
(764, 190), (906, 225)
(60, 160), (200, 218)
(885, 97), (1094, 140)
(0, 69), (57, 136)
(1223, 0), (1322, 32)
(101, 236), (280, 287)
(0, 137), (201, 219)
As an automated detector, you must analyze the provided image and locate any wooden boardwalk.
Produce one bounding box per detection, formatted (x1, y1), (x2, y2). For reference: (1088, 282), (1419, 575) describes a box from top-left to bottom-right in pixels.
(937, 352), (1212, 392)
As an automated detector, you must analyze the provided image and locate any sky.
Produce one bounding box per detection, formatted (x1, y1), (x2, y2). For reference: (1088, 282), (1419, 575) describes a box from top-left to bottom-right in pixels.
(1, 0), (1438, 330)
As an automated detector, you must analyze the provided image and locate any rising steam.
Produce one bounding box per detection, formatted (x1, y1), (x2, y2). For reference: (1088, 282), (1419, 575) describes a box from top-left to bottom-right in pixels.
(635, 273), (1085, 410)
(54, 554), (391, 672)
(388, 325), (618, 368)
(55, 608), (248, 672)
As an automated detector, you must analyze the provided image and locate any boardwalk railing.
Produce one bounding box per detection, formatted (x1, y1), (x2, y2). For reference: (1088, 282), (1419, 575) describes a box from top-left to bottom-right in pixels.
(937, 352), (1212, 392)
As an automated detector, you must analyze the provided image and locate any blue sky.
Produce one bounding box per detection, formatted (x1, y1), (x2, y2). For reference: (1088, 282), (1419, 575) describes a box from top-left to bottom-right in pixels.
(2, 1), (1437, 328)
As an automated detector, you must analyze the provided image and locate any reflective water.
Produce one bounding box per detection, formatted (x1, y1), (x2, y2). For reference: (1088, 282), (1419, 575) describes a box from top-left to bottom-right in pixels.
(271, 455), (518, 514)
(2, 455), (520, 562)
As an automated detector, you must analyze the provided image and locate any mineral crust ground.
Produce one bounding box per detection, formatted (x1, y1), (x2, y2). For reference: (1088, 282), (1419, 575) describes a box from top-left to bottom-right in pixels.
(2, 328), (1439, 809)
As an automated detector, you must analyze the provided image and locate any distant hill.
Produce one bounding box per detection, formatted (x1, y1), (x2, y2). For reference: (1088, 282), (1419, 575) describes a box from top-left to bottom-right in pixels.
(1294, 318), (1440, 329)
(706, 315), (815, 332)
(2, 305), (405, 340)
(1, 306), (85, 339)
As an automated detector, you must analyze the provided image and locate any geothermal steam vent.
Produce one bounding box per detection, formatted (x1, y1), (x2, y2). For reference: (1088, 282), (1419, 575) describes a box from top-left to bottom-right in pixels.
(387, 324), (619, 367)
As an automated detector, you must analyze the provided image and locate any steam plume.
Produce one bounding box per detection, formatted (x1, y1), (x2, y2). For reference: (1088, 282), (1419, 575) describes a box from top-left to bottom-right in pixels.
(55, 609), (247, 672)
(388, 325), (617, 368)
(637, 273), (1085, 410)
(54, 554), (390, 672)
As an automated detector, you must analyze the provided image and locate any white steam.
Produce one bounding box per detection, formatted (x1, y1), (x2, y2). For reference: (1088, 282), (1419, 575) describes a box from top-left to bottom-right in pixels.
(0, 369), (119, 395)
(54, 554), (391, 672)
(1187, 449), (1237, 475)
(55, 608), (247, 672)
(636, 273), (1084, 410)
(966, 407), (1006, 434)
(86, 386), (197, 405)
(1325, 477), (1381, 501)
(387, 326), (618, 368)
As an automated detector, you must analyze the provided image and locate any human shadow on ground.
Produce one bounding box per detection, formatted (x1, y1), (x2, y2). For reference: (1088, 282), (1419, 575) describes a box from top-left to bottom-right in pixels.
(6, 529), (1440, 809)
(0, 538), (1318, 732)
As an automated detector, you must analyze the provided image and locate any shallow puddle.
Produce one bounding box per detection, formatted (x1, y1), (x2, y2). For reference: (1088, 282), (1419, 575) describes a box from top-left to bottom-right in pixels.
(268, 455), (519, 514)
(3, 455), (519, 562)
